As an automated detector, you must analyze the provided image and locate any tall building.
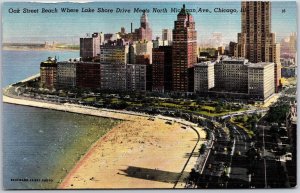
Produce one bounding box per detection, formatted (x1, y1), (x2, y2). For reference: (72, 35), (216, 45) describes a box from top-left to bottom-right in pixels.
(76, 62), (101, 89)
(135, 40), (153, 64)
(162, 29), (172, 42)
(152, 46), (173, 92)
(172, 4), (197, 92)
(128, 44), (136, 64)
(100, 63), (146, 92)
(132, 11), (153, 41)
(215, 58), (249, 93)
(228, 41), (238, 57)
(135, 55), (150, 65)
(40, 57), (57, 89)
(100, 63), (127, 91)
(120, 27), (126, 34)
(218, 46), (225, 55)
(80, 33), (103, 61)
(280, 32), (297, 58)
(126, 64), (147, 92)
(152, 37), (169, 48)
(248, 62), (275, 100)
(100, 42), (129, 64)
(194, 61), (215, 93)
(236, 1), (281, 92)
(57, 61), (77, 88)
(208, 57), (275, 101)
(288, 32), (297, 56)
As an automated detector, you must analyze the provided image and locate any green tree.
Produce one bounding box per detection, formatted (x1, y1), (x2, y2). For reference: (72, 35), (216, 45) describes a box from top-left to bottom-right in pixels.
(267, 103), (290, 124)
(243, 115), (248, 123)
(215, 105), (222, 113)
(199, 144), (207, 154)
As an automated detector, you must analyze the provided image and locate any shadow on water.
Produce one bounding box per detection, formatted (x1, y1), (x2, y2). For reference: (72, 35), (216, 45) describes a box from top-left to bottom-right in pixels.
(119, 166), (189, 184)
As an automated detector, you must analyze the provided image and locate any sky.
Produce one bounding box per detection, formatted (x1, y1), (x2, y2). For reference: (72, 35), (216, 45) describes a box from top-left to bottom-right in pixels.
(2, 1), (297, 45)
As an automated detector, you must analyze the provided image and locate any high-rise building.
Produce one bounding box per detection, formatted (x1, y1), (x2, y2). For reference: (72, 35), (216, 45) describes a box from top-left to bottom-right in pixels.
(100, 63), (127, 91)
(288, 32), (297, 56)
(135, 40), (153, 64)
(152, 46), (173, 92)
(248, 62), (275, 100)
(236, 1), (281, 92)
(217, 46), (225, 55)
(162, 29), (172, 42)
(57, 61), (77, 88)
(100, 42), (129, 64)
(140, 11), (152, 41)
(100, 63), (146, 92)
(194, 61), (215, 93)
(40, 57), (57, 89)
(280, 32), (297, 58)
(132, 11), (153, 41)
(126, 64), (147, 92)
(131, 54), (152, 91)
(135, 55), (150, 65)
(228, 41), (238, 57)
(152, 37), (169, 48)
(76, 62), (101, 89)
(215, 58), (249, 93)
(191, 56), (277, 100)
(172, 4), (197, 92)
(80, 33), (103, 61)
(128, 44), (136, 64)
(207, 57), (276, 101)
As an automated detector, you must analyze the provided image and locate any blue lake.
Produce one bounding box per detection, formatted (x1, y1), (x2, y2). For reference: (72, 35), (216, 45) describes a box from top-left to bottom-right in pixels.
(2, 50), (119, 189)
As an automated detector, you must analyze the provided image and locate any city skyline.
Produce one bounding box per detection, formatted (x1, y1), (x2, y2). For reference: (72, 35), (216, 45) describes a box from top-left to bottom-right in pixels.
(2, 1), (297, 190)
(3, 1), (297, 45)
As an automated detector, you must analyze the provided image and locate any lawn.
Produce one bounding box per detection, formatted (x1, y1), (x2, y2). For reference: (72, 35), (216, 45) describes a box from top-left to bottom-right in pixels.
(201, 105), (216, 111)
(157, 102), (182, 108)
(81, 95), (247, 118)
(83, 97), (96, 102)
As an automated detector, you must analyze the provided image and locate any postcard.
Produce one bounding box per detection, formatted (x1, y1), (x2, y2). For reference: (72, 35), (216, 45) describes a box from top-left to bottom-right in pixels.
(2, 0), (297, 189)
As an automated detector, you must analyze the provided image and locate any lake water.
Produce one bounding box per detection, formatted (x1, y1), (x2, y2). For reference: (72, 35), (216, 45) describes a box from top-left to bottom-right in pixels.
(2, 50), (120, 189)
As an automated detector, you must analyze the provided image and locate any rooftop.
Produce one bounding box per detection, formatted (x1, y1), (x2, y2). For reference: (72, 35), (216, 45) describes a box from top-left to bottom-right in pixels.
(219, 57), (248, 65)
(178, 4), (191, 16)
(40, 57), (57, 65)
(247, 62), (274, 68)
(195, 61), (215, 67)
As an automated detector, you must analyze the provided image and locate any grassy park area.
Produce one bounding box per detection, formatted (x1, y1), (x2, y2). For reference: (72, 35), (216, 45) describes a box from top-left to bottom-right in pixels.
(8, 79), (248, 118)
(230, 114), (261, 138)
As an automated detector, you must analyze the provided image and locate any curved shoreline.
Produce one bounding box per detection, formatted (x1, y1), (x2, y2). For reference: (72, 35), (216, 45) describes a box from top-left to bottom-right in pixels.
(3, 94), (137, 121)
(3, 94), (207, 189)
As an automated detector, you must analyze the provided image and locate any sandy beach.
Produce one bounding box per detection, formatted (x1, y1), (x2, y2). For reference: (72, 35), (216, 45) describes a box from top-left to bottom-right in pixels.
(59, 117), (205, 189)
(3, 94), (206, 189)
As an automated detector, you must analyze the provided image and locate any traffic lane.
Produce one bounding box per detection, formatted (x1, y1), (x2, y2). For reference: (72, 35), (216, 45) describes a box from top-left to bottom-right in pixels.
(226, 123), (251, 184)
(228, 123), (250, 154)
